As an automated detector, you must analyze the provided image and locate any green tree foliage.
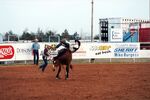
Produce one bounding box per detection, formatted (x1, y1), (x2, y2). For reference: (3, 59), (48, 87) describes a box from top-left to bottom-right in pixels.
(61, 29), (69, 40)
(73, 32), (81, 40)
(4, 32), (9, 41)
(20, 29), (34, 40)
(15, 28), (82, 42)
(46, 30), (55, 37)
(4, 30), (18, 41)
(36, 28), (44, 42)
(45, 30), (56, 42)
(94, 34), (100, 39)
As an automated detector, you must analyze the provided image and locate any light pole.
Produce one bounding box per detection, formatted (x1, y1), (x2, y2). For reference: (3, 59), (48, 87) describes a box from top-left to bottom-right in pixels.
(149, 0), (150, 20)
(90, 0), (95, 63)
(91, 0), (94, 42)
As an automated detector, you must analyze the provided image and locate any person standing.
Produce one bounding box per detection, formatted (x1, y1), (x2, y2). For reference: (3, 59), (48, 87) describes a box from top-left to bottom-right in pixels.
(32, 38), (40, 65)
(39, 44), (54, 72)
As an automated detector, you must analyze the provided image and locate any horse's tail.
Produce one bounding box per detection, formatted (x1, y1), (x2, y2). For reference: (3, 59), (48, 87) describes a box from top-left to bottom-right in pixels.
(71, 40), (81, 53)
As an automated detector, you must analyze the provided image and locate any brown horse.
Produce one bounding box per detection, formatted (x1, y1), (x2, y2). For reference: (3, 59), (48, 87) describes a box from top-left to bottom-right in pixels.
(53, 40), (80, 80)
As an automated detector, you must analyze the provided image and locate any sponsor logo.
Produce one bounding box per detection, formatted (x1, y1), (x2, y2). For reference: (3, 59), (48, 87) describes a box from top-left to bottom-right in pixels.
(0, 45), (14, 59)
(114, 48), (138, 53)
(112, 31), (122, 39)
(114, 47), (139, 57)
(90, 45), (111, 51)
(17, 48), (32, 54)
(89, 45), (111, 55)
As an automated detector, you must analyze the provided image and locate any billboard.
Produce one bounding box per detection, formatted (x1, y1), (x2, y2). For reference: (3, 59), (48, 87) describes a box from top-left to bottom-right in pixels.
(123, 23), (139, 42)
(139, 23), (150, 42)
(110, 28), (123, 42)
(0, 43), (150, 61)
(0, 45), (15, 60)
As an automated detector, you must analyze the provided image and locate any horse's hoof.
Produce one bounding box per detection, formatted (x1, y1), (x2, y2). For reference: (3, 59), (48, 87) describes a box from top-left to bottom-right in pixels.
(65, 77), (69, 80)
(65, 75), (69, 80)
(56, 77), (61, 80)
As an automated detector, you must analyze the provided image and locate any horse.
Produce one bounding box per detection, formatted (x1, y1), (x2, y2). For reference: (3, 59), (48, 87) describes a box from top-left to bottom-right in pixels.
(52, 40), (80, 80)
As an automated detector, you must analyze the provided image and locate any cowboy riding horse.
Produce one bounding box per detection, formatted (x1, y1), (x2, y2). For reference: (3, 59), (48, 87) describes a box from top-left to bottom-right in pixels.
(53, 39), (80, 80)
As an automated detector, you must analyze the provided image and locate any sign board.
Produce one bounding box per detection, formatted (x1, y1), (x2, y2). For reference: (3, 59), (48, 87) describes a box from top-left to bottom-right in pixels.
(0, 42), (150, 61)
(110, 28), (123, 42)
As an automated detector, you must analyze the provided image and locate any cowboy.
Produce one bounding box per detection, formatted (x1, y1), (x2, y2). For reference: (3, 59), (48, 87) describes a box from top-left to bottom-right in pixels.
(53, 38), (70, 60)
(32, 38), (40, 65)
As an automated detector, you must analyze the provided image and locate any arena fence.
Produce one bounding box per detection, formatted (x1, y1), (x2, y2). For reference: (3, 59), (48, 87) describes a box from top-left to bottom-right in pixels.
(0, 42), (150, 64)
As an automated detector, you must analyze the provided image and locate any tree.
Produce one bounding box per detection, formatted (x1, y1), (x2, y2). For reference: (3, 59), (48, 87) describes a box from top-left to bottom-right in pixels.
(94, 34), (100, 40)
(4, 32), (9, 41)
(4, 30), (18, 41)
(20, 29), (34, 40)
(61, 29), (69, 40)
(73, 32), (81, 40)
(36, 28), (44, 42)
(45, 30), (57, 42)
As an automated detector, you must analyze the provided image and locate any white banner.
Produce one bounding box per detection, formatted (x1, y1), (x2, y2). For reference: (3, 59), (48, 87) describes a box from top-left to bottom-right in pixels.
(112, 43), (140, 58)
(86, 43), (113, 58)
(0, 42), (150, 61)
(110, 28), (123, 42)
(139, 50), (150, 58)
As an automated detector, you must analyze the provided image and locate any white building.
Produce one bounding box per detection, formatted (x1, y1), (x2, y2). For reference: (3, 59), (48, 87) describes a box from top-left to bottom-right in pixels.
(99, 17), (150, 42)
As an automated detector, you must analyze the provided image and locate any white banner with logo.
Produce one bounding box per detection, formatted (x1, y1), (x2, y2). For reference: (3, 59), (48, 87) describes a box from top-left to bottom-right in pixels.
(112, 43), (140, 58)
(0, 42), (150, 61)
(0, 44), (15, 61)
(110, 28), (123, 42)
(83, 43), (113, 58)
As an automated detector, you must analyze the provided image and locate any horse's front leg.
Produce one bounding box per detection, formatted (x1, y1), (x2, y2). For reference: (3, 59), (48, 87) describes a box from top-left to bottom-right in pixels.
(56, 65), (61, 79)
(65, 64), (70, 80)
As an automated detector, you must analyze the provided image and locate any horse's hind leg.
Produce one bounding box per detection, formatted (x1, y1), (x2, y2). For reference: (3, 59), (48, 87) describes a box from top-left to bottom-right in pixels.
(56, 65), (61, 79)
(65, 64), (70, 80)
(70, 64), (73, 70)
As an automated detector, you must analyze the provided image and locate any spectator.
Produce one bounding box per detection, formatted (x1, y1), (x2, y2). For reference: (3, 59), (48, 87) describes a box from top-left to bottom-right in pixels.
(39, 45), (51, 72)
(32, 38), (40, 65)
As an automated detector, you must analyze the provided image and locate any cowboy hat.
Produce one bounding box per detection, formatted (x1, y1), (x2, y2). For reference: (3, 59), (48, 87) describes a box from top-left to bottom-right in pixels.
(34, 39), (38, 42)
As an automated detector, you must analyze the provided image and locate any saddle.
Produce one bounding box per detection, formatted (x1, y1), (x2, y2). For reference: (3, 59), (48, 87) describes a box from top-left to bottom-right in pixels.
(53, 48), (68, 61)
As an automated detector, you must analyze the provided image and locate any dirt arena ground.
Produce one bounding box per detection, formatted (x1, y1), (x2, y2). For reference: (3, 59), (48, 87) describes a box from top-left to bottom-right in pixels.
(0, 63), (150, 100)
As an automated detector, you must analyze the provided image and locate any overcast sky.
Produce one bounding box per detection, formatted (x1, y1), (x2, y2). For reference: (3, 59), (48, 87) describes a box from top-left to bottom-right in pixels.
(0, 0), (149, 36)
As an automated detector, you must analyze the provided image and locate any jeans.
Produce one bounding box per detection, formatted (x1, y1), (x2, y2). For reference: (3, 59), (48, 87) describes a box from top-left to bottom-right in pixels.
(33, 50), (39, 65)
(39, 56), (48, 72)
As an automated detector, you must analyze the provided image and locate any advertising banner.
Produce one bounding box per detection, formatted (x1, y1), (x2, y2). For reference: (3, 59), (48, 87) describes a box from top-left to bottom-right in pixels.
(113, 43), (140, 58)
(86, 43), (113, 58)
(0, 42), (149, 61)
(72, 43), (87, 59)
(123, 23), (139, 42)
(14, 43), (33, 60)
(0, 44), (15, 61)
(110, 29), (123, 42)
